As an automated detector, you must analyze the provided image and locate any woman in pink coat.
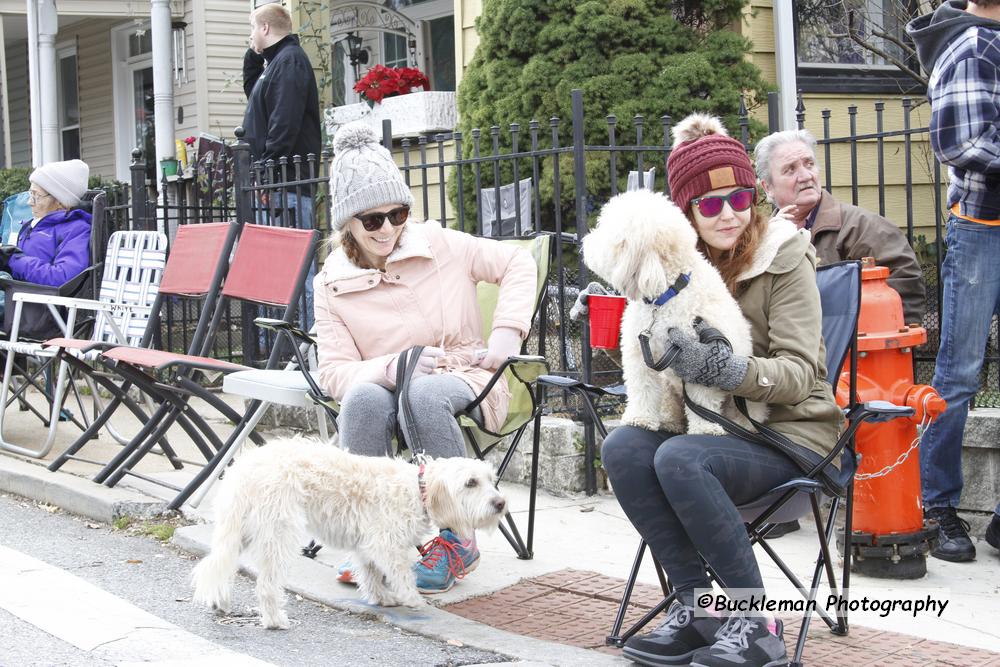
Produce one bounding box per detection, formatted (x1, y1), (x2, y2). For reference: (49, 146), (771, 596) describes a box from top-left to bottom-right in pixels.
(314, 123), (537, 594)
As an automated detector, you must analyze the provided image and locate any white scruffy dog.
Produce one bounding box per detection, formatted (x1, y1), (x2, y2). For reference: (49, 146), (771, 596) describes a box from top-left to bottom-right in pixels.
(582, 190), (766, 436)
(191, 437), (506, 628)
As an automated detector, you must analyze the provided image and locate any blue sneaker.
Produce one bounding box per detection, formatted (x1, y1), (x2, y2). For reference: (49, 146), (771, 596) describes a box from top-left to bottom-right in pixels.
(414, 529), (480, 593)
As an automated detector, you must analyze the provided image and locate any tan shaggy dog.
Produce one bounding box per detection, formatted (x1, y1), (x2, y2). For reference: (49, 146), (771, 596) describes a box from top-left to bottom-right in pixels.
(192, 436), (506, 628)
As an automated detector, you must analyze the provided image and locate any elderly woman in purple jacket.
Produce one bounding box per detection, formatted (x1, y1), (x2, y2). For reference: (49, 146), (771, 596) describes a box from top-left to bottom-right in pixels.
(0, 159), (91, 317)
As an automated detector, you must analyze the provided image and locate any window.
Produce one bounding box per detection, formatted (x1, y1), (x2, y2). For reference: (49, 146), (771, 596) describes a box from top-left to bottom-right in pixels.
(400, 0), (455, 92)
(112, 22), (155, 181)
(794, 0), (922, 94)
(383, 33), (408, 69)
(57, 47), (80, 160)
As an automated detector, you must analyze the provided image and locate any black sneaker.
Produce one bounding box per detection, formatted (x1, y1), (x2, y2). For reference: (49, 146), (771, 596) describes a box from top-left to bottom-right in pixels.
(926, 506), (976, 562)
(763, 520), (800, 539)
(986, 513), (1000, 551)
(622, 601), (721, 666)
(689, 612), (788, 667)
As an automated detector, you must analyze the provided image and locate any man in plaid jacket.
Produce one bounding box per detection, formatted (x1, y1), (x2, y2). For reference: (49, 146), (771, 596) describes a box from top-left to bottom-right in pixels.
(908, 0), (1000, 563)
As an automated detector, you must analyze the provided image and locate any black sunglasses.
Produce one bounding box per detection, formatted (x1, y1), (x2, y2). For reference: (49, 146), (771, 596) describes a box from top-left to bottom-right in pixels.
(356, 206), (410, 232)
(689, 187), (756, 218)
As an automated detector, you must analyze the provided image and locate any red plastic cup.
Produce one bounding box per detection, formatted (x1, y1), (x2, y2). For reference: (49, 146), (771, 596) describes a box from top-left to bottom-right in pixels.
(588, 295), (627, 349)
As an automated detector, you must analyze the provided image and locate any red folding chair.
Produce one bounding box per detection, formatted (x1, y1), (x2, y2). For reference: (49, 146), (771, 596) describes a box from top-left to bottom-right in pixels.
(46, 222), (245, 474)
(92, 223), (317, 505)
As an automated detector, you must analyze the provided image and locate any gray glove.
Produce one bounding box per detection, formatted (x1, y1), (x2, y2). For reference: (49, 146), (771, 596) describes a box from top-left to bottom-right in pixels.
(569, 282), (610, 321)
(666, 320), (748, 391)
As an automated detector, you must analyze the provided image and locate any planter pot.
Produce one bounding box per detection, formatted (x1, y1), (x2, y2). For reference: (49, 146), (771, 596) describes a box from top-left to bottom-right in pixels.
(160, 159), (179, 177)
(326, 91), (458, 139)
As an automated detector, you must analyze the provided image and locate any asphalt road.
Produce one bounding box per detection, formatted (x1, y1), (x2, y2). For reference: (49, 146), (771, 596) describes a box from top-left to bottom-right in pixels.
(0, 491), (511, 667)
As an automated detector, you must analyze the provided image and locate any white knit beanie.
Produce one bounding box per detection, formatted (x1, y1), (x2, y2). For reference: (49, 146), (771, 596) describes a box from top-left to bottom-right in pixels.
(29, 159), (90, 208)
(330, 123), (413, 231)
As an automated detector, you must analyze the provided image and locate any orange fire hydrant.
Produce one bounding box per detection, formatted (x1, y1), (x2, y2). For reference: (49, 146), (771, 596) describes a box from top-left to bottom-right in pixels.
(835, 258), (946, 579)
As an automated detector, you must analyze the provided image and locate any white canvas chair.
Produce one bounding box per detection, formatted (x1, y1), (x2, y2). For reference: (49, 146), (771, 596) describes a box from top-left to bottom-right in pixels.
(627, 167), (656, 192)
(0, 230), (168, 458)
(480, 178), (533, 237)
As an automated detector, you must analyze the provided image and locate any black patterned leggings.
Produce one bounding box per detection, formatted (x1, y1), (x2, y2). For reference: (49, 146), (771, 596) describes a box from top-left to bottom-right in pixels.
(602, 426), (822, 604)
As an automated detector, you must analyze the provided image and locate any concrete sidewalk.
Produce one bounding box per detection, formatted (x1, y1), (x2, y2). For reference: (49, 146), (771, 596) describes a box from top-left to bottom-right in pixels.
(1, 392), (999, 665)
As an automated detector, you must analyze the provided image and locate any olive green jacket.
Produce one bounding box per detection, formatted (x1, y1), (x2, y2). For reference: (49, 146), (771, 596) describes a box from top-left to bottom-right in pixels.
(733, 219), (843, 459)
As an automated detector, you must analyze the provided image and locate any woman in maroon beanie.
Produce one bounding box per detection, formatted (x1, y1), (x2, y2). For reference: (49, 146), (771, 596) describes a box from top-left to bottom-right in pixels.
(601, 114), (842, 667)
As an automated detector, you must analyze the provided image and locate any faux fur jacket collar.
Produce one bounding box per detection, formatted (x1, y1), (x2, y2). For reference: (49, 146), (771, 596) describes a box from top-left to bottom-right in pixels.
(736, 218), (812, 283)
(321, 220), (439, 282)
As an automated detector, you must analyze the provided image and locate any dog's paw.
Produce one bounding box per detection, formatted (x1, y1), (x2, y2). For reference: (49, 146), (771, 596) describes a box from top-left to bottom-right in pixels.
(687, 421), (726, 436)
(622, 415), (662, 431)
(261, 610), (290, 630)
(401, 593), (426, 608)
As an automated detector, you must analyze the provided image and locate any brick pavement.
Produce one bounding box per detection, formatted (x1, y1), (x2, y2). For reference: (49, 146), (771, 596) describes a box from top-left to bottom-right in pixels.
(444, 569), (1000, 666)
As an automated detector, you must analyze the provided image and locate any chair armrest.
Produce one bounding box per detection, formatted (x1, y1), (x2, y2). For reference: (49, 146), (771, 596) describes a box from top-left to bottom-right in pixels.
(537, 374), (626, 397)
(848, 400), (915, 424)
(463, 355), (550, 424)
(12, 292), (143, 315)
(254, 317), (316, 346)
(0, 265), (95, 298)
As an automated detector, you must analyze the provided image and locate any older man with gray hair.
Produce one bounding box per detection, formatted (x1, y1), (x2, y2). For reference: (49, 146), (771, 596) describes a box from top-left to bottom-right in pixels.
(754, 130), (926, 324)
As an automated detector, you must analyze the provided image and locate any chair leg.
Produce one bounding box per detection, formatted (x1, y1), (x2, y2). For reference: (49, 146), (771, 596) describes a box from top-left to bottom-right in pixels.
(526, 402), (542, 558)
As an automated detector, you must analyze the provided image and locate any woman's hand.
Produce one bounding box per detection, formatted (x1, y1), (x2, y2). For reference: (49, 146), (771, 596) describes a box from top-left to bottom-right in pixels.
(478, 327), (523, 371)
(387, 347), (445, 382)
(569, 282), (609, 321)
(770, 204), (798, 224)
(665, 321), (748, 391)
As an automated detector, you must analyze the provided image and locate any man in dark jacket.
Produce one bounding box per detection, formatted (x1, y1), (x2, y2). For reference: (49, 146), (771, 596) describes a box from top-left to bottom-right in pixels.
(754, 130), (926, 325)
(908, 0), (1000, 563)
(243, 4), (321, 164)
(243, 3), (321, 327)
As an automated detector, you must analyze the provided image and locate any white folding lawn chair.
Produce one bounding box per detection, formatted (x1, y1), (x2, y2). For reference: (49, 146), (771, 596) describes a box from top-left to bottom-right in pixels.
(0, 230), (167, 458)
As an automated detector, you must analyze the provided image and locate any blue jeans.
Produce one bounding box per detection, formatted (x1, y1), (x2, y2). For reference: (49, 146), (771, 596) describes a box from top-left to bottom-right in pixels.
(920, 216), (1000, 509)
(255, 191), (316, 330)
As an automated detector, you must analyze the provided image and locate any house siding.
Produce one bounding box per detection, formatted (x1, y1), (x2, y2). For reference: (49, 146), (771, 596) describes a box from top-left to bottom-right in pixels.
(200, 0), (251, 141)
(6, 40), (29, 167)
(75, 20), (116, 179)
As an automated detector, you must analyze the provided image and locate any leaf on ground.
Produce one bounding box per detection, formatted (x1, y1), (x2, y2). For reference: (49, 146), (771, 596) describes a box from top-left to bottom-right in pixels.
(579, 505), (595, 513)
(40, 503), (59, 513)
(125, 559), (143, 564)
(446, 639), (464, 647)
(84, 522), (101, 529)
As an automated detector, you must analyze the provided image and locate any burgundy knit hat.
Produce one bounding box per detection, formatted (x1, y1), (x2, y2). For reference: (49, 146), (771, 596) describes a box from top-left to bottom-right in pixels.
(666, 114), (756, 214)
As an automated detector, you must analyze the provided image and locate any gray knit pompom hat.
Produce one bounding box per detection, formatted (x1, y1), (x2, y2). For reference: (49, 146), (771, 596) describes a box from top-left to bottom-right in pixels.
(330, 122), (414, 231)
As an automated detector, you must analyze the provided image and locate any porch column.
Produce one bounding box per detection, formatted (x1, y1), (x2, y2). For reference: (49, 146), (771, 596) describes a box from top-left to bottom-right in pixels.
(772, 0), (798, 131)
(38, 0), (59, 163)
(150, 0), (175, 176)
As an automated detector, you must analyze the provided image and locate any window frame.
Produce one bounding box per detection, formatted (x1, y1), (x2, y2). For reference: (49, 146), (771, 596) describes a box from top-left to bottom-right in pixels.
(793, 1), (926, 95)
(56, 42), (81, 161)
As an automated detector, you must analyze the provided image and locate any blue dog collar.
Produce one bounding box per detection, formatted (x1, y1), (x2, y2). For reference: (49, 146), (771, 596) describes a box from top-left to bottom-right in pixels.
(644, 272), (691, 306)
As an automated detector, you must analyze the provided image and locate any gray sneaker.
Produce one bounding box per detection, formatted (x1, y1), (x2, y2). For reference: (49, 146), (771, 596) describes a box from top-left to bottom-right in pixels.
(622, 601), (722, 666)
(689, 611), (788, 667)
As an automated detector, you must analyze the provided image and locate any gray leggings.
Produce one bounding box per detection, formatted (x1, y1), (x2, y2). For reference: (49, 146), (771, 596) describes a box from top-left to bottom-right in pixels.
(337, 374), (477, 458)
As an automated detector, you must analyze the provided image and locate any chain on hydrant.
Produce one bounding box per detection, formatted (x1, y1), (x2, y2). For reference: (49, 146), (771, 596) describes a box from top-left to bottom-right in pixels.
(834, 258), (946, 579)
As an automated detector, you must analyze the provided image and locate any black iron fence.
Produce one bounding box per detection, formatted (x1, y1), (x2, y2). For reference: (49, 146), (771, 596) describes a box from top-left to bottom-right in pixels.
(116, 89), (996, 411)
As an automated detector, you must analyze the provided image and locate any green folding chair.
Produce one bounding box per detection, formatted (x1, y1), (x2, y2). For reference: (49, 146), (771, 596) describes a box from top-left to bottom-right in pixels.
(230, 233), (552, 559)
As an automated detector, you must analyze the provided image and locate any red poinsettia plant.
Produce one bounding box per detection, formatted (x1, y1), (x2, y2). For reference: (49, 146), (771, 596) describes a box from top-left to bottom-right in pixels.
(354, 64), (430, 105)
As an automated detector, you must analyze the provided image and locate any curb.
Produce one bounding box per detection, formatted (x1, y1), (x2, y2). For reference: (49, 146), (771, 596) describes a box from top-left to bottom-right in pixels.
(0, 455), (167, 523)
(173, 524), (626, 666)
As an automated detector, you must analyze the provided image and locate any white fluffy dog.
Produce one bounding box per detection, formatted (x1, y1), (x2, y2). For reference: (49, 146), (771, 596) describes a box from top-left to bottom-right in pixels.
(191, 437), (506, 628)
(582, 189), (766, 435)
